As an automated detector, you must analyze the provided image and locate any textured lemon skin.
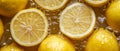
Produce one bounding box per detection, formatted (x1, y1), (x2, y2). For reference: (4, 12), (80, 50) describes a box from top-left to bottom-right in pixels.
(85, 28), (119, 51)
(0, 0), (28, 17)
(0, 43), (24, 51)
(0, 19), (4, 40)
(38, 34), (75, 51)
(106, 1), (120, 31)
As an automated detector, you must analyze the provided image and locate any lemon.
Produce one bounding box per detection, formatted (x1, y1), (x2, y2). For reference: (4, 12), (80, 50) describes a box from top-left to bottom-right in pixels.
(0, 19), (4, 40)
(38, 34), (75, 51)
(85, 28), (119, 51)
(0, 0), (28, 17)
(84, 0), (109, 7)
(0, 42), (24, 51)
(10, 8), (48, 46)
(60, 3), (96, 40)
(35, 0), (68, 10)
(106, 1), (120, 31)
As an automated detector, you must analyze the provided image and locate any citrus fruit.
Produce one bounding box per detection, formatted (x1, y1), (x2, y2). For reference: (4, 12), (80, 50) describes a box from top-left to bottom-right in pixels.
(0, 19), (4, 40)
(106, 1), (120, 31)
(84, 0), (109, 7)
(10, 8), (48, 46)
(38, 34), (75, 51)
(60, 3), (96, 40)
(0, 0), (28, 17)
(35, 0), (68, 10)
(0, 42), (24, 51)
(85, 28), (119, 51)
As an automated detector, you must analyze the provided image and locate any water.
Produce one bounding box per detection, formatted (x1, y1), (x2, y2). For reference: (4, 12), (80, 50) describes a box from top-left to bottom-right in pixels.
(0, 0), (120, 51)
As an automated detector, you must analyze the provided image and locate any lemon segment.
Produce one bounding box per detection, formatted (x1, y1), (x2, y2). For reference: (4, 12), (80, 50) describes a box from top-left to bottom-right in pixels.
(10, 8), (48, 46)
(38, 34), (75, 51)
(60, 3), (96, 39)
(35, 0), (68, 10)
(0, 0), (28, 17)
(85, 28), (119, 51)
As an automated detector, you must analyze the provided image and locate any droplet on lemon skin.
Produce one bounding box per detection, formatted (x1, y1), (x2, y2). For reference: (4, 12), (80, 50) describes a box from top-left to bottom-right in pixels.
(0, 0), (28, 17)
(0, 19), (4, 40)
(106, 1), (120, 31)
(38, 34), (75, 51)
(85, 28), (119, 51)
(0, 42), (24, 51)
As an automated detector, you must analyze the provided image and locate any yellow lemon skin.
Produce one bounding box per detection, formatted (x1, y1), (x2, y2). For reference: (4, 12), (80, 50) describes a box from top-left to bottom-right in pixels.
(85, 28), (119, 51)
(38, 34), (75, 51)
(0, 19), (4, 40)
(106, 1), (120, 31)
(0, 43), (24, 51)
(0, 0), (28, 17)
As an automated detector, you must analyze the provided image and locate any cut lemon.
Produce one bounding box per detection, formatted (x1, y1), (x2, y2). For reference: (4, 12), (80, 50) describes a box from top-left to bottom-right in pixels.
(35, 0), (68, 10)
(60, 3), (96, 39)
(84, 0), (109, 7)
(10, 8), (48, 46)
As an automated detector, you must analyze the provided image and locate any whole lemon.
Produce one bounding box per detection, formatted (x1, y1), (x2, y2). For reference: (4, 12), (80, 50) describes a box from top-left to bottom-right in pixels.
(0, 0), (28, 17)
(38, 34), (75, 51)
(0, 19), (4, 40)
(85, 28), (119, 51)
(0, 42), (24, 51)
(106, 1), (120, 31)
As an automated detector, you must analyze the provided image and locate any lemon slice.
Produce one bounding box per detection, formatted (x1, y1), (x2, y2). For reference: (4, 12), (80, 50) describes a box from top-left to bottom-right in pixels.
(60, 3), (96, 39)
(10, 8), (48, 46)
(84, 0), (109, 7)
(35, 0), (68, 10)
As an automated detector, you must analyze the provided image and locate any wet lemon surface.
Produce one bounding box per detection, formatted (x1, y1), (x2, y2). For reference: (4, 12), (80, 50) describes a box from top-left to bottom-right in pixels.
(0, 0), (120, 51)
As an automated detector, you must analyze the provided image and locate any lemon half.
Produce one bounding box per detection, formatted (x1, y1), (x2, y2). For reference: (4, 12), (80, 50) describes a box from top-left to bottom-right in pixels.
(84, 0), (109, 7)
(60, 3), (96, 40)
(35, 0), (68, 10)
(10, 8), (48, 46)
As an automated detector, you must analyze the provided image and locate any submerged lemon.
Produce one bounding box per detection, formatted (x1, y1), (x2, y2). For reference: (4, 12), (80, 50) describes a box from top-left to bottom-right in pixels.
(38, 34), (75, 51)
(106, 1), (120, 31)
(10, 8), (48, 46)
(0, 43), (24, 51)
(85, 28), (119, 51)
(0, 0), (28, 17)
(0, 19), (4, 40)
(60, 3), (96, 40)
(84, 0), (109, 7)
